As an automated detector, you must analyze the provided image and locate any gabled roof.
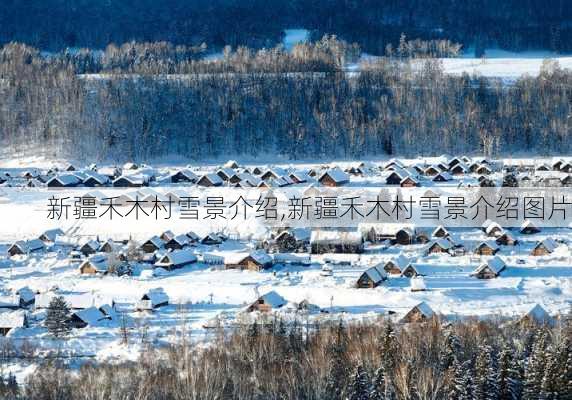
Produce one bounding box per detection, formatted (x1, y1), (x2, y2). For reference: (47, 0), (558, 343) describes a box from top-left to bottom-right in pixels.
(411, 302), (434, 318)
(362, 265), (387, 283)
(535, 238), (558, 253)
(143, 235), (164, 249)
(80, 240), (100, 252)
(39, 228), (65, 242)
(155, 249), (197, 267)
(217, 168), (236, 179)
(244, 251), (272, 265)
(521, 304), (554, 325)
(9, 239), (45, 253)
(16, 287), (35, 304)
(520, 219), (540, 232)
(433, 172), (453, 181)
(473, 256), (506, 275)
(141, 288), (169, 307)
(168, 234), (190, 246)
(474, 241), (499, 251)
(197, 173), (223, 186)
(47, 174), (82, 187)
(318, 167), (350, 184)
(83, 171), (110, 185)
(485, 221), (503, 236)
(427, 238), (453, 251)
(72, 307), (107, 326)
(257, 291), (287, 308)
(388, 254), (411, 269)
(79, 255), (109, 273)
(171, 169), (198, 181)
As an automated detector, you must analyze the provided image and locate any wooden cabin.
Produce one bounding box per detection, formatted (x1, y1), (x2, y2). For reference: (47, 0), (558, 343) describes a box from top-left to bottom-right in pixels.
(247, 291), (287, 313)
(140, 236), (164, 253)
(520, 220), (540, 234)
(196, 174), (223, 187)
(356, 265), (387, 288)
(0, 311), (28, 336)
(426, 239), (452, 255)
(383, 255), (412, 274)
(496, 232), (518, 246)
(136, 289), (169, 311)
(154, 250), (197, 270)
(318, 168), (350, 187)
(530, 239), (558, 256)
(8, 240), (44, 257)
(471, 256), (506, 279)
(225, 252), (273, 272)
(473, 241), (499, 256)
(310, 229), (364, 254)
(401, 302), (435, 323)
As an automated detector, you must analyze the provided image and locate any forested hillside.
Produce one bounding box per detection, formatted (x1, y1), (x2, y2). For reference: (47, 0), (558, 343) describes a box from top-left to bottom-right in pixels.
(0, 41), (570, 161)
(1, 0), (571, 55)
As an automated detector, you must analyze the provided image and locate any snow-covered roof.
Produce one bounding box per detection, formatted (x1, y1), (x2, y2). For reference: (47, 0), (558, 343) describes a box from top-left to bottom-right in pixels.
(536, 238), (558, 253)
(83, 171), (110, 185)
(80, 240), (100, 252)
(473, 256), (506, 275)
(520, 220), (539, 231)
(433, 172), (453, 181)
(79, 256), (109, 273)
(414, 302), (434, 317)
(141, 288), (169, 307)
(198, 173), (223, 186)
(410, 277), (427, 291)
(258, 291), (287, 308)
(39, 228), (65, 242)
(485, 222), (503, 235)
(0, 310), (26, 329)
(217, 168), (236, 179)
(474, 241), (499, 251)
(35, 292), (98, 309)
(522, 304), (554, 325)
(318, 167), (350, 184)
(16, 287), (35, 304)
(47, 174), (82, 186)
(155, 249), (197, 267)
(362, 265), (387, 283)
(143, 235), (164, 249)
(169, 234), (190, 246)
(10, 239), (45, 253)
(245, 251), (272, 265)
(427, 238), (453, 251)
(172, 168), (198, 181)
(72, 307), (106, 326)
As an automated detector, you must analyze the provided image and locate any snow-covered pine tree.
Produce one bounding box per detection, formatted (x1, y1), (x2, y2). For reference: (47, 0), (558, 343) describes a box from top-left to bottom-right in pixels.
(369, 365), (393, 400)
(474, 344), (499, 400)
(439, 330), (461, 371)
(378, 321), (398, 371)
(539, 345), (560, 400)
(522, 329), (549, 400)
(324, 321), (349, 400)
(559, 339), (572, 399)
(446, 358), (473, 400)
(498, 343), (521, 400)
(347, 365), (371, 400)
(44, 295), (71, 338)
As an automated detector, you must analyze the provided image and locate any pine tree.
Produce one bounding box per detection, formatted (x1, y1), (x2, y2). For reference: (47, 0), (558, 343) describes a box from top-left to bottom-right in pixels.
(44, 295), (71, 338)
(325, 321), (349, 400)
(440, 330), (461, 371)
(498, 343), (521, 400)
(6, 372), (18, 399)
(474, 344), (499, 400)
(523, 330), (549, 400)
(347, 365), (371, 400)
(446, 357), (473, 400)
(370, 365), (386, 400)
(539, 345), (560, 400)
(378, 322), (398, 371)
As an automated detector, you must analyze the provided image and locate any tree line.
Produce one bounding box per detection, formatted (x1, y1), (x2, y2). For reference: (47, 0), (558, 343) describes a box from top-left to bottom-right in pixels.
(16, 315), (572, 399)
(0, 41), (571, 162)
(0, 0), (571, 55)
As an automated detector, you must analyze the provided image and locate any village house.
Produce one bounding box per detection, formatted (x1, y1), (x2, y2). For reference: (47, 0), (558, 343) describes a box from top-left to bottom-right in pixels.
(432, 172), (453, 182)
(201, 233), (224, 245)
(520, 220), (540, 234)
(447, 157), (463, 169)
(69, 307), (110, 329)
(518, 304), (555, 327)
(99, 239), (117, 253)
(318, 168), (350, 187)
(223, 160), (239, 169)
(471, 256), (506, 279)
(140, 236), (164, 253)
(79, 255), (111, 275)
(79, 240), (100, 256)
(475, 164), (492, 175)
(400, 176), (419, 187)
(97, 166), (121, 179)
(247, 291), (287, 313)
(496, 231), (517, 246)
(356, 265), (387, 288)
(450, 163), (468, 175)
(225, 251), (273, 271)
(400, 264), (426, 278)
(0, 311), (28, 336)
(530, 238), (558, 256)
(7, 239), (45, 257)
(423, 165), (441, 176)
(561, 175), (572, 187)
(400, 302), (436, 323)
(432, 225), (450, 238)
(155, 249), (197, 270)
(136, 288), (169, 311)
(83, 172), (110, 187)
(46, 174), (82, 188)
(112, 174), (149, 188)
(264, 229), (309, 253)
(16, 287), (36, 308)
(425, 238), (453, 255)
(216, 168), (236, 181)
(165, 234), (190, 251)
(360, 223), (415, 245)
(310, 229), (364, 254)
(170, 169), (198, 183)
(38, 228), (65, 243)
(196, 173), (223, 187)
(383, 254), (412, 275)
(260, 168), (288, 182)
(473, 241), (499, 256)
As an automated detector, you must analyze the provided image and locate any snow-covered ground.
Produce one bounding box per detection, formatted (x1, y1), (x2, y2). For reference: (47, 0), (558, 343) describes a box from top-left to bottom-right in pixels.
(0, 155), (571, 383)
